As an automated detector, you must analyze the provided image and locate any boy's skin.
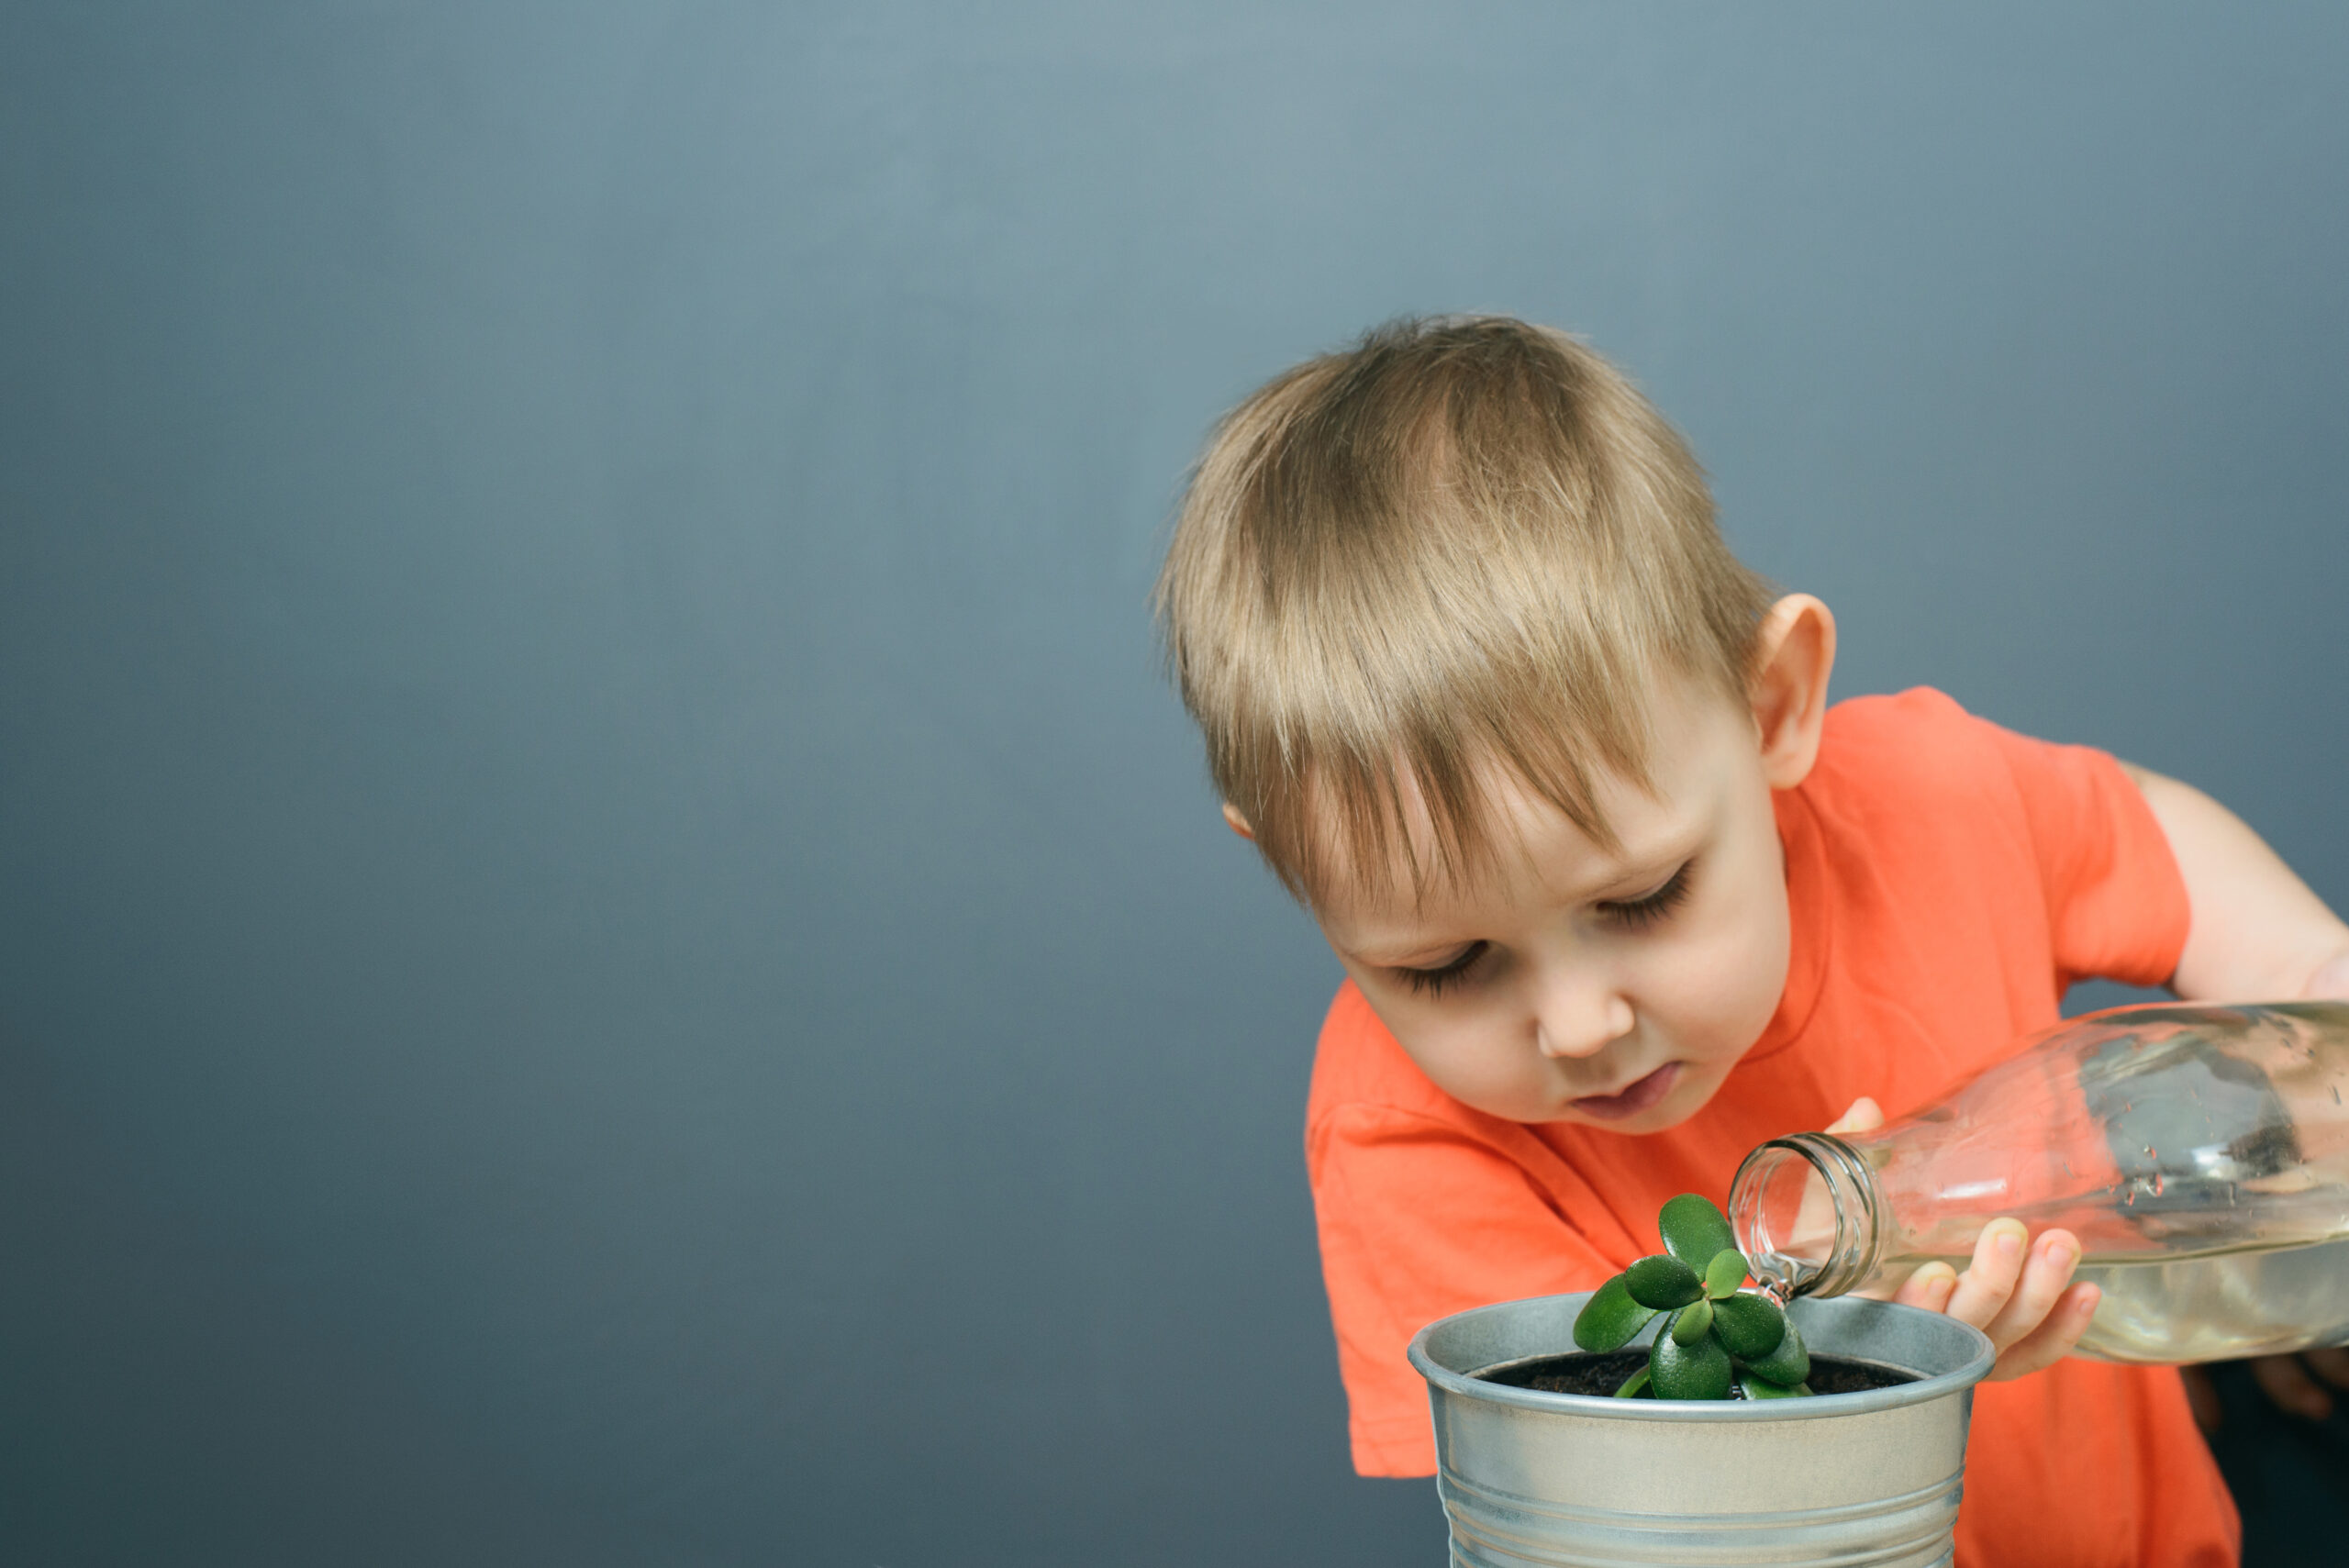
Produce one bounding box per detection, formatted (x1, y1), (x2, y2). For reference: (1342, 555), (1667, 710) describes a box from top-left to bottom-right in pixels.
(1232, 593), (2349, 1385)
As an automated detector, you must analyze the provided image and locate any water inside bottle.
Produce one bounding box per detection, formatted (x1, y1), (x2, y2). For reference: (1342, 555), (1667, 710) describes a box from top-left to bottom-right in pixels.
(2076, 1239), (2349, 1361)
(1883, 1237), (2349, 1362)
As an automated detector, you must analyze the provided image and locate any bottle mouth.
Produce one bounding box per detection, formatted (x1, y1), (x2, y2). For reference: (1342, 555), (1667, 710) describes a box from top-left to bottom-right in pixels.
(1729, 1132), (1883, 1299)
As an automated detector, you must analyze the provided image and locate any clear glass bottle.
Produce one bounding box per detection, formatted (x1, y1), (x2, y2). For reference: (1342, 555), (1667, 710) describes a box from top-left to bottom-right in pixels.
(1727, 1002), (2349, 1363)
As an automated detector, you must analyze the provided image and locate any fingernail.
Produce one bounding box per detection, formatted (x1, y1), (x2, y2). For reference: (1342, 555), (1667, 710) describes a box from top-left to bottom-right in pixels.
(2046, 1238), (2078, 1268)
(1996, 1229), (2022, 1262)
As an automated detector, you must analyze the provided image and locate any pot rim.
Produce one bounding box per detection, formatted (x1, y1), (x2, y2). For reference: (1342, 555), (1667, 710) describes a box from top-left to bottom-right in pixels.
(1408, 1292), (1996, 1425)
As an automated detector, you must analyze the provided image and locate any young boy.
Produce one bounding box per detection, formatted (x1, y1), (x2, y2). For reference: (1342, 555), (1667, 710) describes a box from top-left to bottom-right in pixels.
(1155, 317), (2349, 1567)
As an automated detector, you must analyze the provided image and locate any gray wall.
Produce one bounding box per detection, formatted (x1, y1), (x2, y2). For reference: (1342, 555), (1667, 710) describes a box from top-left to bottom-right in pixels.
(4, 5), (2344, 1563)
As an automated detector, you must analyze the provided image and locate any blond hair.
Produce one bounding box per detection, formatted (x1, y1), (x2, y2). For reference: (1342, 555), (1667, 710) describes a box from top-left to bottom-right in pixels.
(1154, 315), (1775, 906)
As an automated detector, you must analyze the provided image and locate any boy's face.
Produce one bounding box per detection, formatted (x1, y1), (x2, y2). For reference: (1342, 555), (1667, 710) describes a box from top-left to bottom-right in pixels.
(1311, 676), (1791, 1133)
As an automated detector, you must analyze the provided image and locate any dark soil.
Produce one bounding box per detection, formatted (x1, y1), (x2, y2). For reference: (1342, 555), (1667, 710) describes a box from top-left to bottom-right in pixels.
(1477, 1350), (1918, 1399)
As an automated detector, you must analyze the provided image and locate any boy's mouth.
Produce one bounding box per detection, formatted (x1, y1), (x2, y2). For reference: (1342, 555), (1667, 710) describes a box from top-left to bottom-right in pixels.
(1568, 1062), (1679, 1121)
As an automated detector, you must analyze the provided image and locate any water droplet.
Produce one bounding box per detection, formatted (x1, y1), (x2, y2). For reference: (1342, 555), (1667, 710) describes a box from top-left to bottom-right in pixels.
(2153, 1174), (2165, 1195)
(2334, 1085), (2342, 1106)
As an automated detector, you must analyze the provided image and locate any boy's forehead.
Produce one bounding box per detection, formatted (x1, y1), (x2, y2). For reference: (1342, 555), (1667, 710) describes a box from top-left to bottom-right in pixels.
(1319, 771), (1675, 925)
(1308, 681), (1744, 929)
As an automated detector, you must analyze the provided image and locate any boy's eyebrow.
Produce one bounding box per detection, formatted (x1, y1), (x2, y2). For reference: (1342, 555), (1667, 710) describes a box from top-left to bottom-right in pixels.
(1584, 851), (1693, 897)
(1541, 832), (1700, 903)
(1338, 840), (1703, 965)
(1343, 925), (1527, 969)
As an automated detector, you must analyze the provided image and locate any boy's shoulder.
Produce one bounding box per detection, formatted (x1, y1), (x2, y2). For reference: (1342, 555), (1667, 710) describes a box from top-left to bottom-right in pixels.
(1813, 684), (1999, 784)
(1805, 686), (2043, 831)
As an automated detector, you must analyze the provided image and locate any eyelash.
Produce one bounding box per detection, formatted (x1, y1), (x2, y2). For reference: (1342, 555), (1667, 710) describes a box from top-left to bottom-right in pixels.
(1397, 942), (1488, 997)
(1601, 861), (1696, 929)
(1391, 861), (1695, 995)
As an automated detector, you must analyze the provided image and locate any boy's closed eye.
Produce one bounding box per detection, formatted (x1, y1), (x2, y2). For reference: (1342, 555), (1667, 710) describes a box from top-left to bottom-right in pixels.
(1395, 941), (1490, 996)
(1388, 859), (1698, 996)
(1598, 858), (1696, 930)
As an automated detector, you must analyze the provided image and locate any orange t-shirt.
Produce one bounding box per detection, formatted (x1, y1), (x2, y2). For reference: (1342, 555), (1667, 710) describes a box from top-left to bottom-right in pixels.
(1306, 687), (2240, 1568)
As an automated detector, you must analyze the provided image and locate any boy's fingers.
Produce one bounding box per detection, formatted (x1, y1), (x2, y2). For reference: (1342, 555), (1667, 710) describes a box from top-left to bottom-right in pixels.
(2250, 1354), (2337, 1421)
(1987, 1281), (2100, 1381)
(2299, 951), (2349, 1001)
(2303, 1347), (2349, 1390)
(1942, 1218), (2029, 1333)
(1890, 1261), (1957, 1312)
(1980, 1229), (2083, 1349)
(1826, 1096), (1884, 1135)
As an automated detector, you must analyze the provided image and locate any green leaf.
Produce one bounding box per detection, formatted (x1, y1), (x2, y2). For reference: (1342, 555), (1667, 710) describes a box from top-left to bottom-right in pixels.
(1658, 1194), (1739, 1268)
(1622, 1253), (1703, 1310)
(1709, 1292), (1787, 1360)
(1612, 1364), (1653, 1398)
(1573, 1275), (1659, 1352)
(1703, 1249), (1748, 1299)
(1670, 1297), (1714, 1345)
(1737, 1371), (1814, 1400)
(1742, 1316), (1811, 1387)
(1649, 1323), (1734, 1400)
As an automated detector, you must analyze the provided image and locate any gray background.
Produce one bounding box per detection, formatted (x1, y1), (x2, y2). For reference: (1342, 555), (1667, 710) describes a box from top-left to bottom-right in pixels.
(3, 4), (2344, 1563)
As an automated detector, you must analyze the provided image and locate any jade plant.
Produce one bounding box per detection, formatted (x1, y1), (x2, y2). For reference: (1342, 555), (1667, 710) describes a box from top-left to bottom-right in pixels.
(1571, 1193), (1813, 1400)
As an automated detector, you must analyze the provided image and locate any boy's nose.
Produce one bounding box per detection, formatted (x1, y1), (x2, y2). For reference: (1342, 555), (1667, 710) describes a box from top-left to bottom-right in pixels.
(1533, 988), (1636, 1059)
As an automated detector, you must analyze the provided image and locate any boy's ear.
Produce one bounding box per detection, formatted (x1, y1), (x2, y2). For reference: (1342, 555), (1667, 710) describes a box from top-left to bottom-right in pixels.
(1220, 802), (1255, 840)
(1749, 595), (1837, 790)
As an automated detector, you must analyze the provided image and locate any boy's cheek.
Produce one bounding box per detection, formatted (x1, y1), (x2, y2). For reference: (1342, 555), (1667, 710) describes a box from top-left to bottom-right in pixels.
(1401, 1026), (1555, 1120)
(1670, 888), (1793, 1057)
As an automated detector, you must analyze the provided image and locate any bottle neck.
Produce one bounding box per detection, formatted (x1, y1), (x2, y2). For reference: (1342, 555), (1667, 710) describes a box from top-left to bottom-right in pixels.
(1728, 1131), (1885, 1299)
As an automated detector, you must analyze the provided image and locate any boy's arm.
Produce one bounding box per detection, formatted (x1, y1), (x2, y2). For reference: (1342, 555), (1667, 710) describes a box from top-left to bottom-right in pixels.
(2122, 763), (2349, 1001)
(2128, 762), (2349, 1425)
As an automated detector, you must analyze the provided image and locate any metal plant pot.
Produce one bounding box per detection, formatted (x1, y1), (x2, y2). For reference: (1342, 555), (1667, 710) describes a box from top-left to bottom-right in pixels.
(1408, 1292), (1996, 1567)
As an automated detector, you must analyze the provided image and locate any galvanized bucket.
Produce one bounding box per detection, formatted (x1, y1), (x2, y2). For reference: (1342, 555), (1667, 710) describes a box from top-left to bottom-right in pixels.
(1408, 1293), (1996, 1567)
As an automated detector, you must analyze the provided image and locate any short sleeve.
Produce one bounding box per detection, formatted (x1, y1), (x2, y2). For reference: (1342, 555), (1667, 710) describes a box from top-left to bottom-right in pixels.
(1308, 1103), (1617, 1476)
(1976, 719), (2189, 993)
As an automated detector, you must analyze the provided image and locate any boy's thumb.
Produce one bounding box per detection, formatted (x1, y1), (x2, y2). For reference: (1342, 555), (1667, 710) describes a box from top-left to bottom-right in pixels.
(2302, 950), (2349, 1001)
(1827, 1096), (1884, 1135)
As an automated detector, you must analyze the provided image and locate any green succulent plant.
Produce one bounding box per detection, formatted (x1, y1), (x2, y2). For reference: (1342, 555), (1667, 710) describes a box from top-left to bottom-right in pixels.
(1571, 1193), (1813, 1400)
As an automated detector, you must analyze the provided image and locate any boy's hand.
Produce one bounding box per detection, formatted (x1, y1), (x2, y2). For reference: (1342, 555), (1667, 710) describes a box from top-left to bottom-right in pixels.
(1827, 1096), (2101, 1381)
